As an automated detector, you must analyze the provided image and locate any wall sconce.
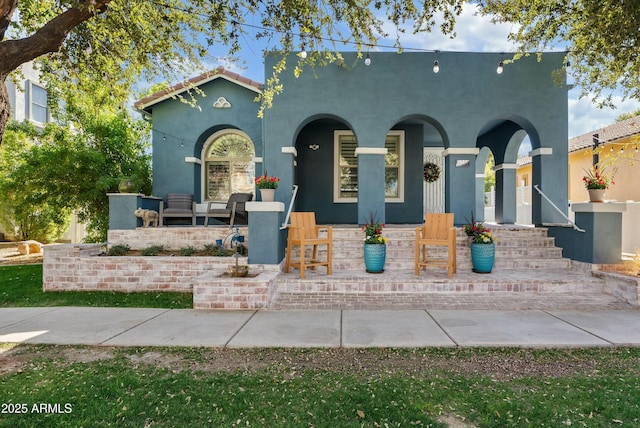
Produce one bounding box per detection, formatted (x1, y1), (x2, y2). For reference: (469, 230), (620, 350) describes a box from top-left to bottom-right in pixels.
(309, 144), (320, 151)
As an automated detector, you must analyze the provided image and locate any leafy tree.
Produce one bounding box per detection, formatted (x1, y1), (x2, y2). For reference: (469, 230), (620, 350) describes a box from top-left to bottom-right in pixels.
(0, 0), (465, 143)
(478, 0), (640, 106)
(0, 101), (151, 242)
(0, 121), (72, 243)
(616, 109), (640, 122)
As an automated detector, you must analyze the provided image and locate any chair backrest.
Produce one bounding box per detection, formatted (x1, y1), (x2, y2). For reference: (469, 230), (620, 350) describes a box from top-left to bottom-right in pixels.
(166, 193), (194, 211)
(225, 193), (253, 210)
(290, 212), (318, 239)
(422, 213), (454, 241)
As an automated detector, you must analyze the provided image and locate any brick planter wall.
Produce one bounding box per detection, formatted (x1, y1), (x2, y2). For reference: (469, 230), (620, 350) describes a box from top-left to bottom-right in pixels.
(192, 270), (280, 310)
(43, 244), (249, 293)
(108, 227), (248, 250)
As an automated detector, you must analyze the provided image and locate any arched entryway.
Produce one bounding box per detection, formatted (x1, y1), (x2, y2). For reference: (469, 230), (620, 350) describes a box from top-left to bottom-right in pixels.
(476, 117), (540, 224)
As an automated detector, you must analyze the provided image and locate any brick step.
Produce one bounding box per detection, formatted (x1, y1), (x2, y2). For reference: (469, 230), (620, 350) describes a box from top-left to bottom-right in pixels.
(325, 246), (564, 259)
(270, 291), (627, 311)
(274, 268), (596, 294)
(329, 226), (551, 238)
(330, 257), (572, 271)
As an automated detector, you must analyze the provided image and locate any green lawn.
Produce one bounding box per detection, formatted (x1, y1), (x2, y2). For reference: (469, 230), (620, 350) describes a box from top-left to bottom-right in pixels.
(0, 264), (192, 308)
(1, 345), (639, 427)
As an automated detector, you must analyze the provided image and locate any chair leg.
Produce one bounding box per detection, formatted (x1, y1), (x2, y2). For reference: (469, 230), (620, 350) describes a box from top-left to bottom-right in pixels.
(326, 242), (332, 275)
(311, 245), (318, 271)
(299, 243), (306, 279)
(284, 239), (293, 273)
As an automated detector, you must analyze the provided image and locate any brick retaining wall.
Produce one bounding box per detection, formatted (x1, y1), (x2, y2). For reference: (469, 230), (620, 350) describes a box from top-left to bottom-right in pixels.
(43, 243), (249, 293)
(108, 227), (248, 250)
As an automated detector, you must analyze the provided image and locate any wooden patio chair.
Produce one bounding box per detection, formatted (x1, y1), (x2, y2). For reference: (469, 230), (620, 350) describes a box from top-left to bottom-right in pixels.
(159, 193), (197, 226)
(204, 193), (253, 226)
(415, 212), (457, 278)
(285, 212), (333, 279)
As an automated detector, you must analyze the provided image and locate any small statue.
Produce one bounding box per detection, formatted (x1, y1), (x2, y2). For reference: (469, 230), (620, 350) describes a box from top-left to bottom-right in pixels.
(134, 208), (159, 227)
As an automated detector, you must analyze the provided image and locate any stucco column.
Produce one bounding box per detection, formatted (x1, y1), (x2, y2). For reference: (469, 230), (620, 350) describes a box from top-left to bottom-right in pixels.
(355, 148), (387, 224)
(531, 147), (568, 225)
(474, 173), (486, 222)
(246, 201), (286, 264)
(108, 194), (161, 230)
(495, 163), (517, 224)
(444, 148), (479, 225)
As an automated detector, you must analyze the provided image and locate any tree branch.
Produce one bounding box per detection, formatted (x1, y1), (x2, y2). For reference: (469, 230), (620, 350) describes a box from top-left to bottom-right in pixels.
(0, 0), (112, 74)
(0, 0), (19, 41)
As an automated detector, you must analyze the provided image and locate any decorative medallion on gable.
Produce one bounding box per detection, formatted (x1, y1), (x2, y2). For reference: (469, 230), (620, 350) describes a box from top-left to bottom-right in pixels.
(213, 97), (231, 109)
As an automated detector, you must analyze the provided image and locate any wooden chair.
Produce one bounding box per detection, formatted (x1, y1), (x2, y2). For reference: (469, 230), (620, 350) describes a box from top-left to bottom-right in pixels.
(159, 193), (196, 226)
(415, 213), (457, 278)
(204, 193), (253, 226)
(285, 212), (333, 279)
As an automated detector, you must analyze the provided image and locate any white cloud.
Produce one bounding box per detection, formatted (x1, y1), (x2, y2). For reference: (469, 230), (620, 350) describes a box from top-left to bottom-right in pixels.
(568, 89), (640, 137)
(378, 3), (517, 53)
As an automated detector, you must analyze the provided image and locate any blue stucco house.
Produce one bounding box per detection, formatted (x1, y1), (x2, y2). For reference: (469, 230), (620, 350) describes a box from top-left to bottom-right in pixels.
(134, 51), (569, 227)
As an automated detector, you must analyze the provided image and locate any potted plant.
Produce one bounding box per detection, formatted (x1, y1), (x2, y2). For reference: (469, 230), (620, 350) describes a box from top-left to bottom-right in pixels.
(463, 212), (495, 273)
(362, 213), (388, 273)
(254, 171), (280, 201)
(583, 164), (615, 202)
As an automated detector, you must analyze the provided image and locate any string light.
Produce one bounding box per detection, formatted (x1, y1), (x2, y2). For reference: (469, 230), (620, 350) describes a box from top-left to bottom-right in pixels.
(300, 45), (307, 59)
(497, 53), (504, 74)
(364, 52), (371, 66)
(433, 50), (440, 73)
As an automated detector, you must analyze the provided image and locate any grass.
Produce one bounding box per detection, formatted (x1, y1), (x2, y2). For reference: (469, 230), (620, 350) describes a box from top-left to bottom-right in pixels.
(1, 346), (640, 427)
(0, 264), (192, 308)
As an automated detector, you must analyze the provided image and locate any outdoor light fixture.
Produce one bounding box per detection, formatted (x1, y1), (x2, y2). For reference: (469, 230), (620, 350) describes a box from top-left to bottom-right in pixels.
(496, 59), (504, 74)
(433, 50), (440, 73)
(300, 46), (307, 59)
(309, 144), (320, 151)
(365, 52), (371, 66)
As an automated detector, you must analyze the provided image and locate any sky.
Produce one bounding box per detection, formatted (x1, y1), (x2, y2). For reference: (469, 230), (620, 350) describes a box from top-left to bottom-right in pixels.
(205, 2), (639, 143)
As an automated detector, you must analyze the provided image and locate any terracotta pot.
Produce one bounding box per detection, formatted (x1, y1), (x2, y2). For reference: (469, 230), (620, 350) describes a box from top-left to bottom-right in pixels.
(588, 188), (605, 202)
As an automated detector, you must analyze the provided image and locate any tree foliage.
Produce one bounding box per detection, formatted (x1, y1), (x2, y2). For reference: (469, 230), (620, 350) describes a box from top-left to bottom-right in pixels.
(0, 0), (465, 143)
(479, 0), (640, 106)
(0, 121), (72, 243)
(0, 101), (151, 242)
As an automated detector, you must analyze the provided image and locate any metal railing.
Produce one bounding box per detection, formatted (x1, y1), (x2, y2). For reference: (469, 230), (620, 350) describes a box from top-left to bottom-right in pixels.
(280, 184), (298, 229)
(533, 185), (585, 232)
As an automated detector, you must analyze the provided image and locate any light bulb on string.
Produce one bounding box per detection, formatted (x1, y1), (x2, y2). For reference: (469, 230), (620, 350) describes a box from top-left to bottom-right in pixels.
(364, 52), (371, 66)
(300, 45), (307, 59)
(497, 60), (504, 74)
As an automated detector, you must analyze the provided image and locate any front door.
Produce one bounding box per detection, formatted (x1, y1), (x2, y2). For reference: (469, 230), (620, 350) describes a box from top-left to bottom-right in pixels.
(423, 148), (445, 213)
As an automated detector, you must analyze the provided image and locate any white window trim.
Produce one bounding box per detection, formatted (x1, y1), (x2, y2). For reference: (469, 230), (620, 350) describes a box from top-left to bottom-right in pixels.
(333, 130), (405, 203)
(28, 81), (49, 125)
(201, 129), (255, 203)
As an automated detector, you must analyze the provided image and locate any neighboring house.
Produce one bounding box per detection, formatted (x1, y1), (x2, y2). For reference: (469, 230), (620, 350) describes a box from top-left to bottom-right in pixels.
(517, 115), (640, 204)
(135, 51), (569, 226)
(1, 62), (86, 243)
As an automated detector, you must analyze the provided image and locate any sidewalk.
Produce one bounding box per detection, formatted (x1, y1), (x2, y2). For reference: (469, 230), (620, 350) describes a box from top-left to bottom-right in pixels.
(2, 307), (640, 348)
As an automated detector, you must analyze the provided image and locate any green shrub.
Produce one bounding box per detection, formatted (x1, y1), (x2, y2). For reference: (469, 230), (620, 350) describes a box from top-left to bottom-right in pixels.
(178, 246), (195, 256)
(140, 244), (165, 256)
(106, 244), (130, 256)
(203, 243), (234, 256)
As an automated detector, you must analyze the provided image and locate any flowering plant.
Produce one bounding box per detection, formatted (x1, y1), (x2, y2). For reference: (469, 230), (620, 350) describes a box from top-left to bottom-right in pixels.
(362, 213), (388, 245)
(463, 211), (494, 244)
(582, 164), (615, 190)
(254, 172), (280, 189)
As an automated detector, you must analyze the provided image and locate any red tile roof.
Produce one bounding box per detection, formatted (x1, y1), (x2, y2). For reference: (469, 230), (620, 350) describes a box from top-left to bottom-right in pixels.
(133, 67), (263, 111)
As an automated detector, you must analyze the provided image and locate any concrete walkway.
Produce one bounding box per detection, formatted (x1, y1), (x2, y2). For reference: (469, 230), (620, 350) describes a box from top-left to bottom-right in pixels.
(1, 307), (640, 348)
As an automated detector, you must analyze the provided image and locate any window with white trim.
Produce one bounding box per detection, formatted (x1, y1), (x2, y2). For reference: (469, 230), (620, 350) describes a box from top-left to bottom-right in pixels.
(203, 131), (255, 201)
(29, 82), (49, 124)
(334, 130), (404, 202)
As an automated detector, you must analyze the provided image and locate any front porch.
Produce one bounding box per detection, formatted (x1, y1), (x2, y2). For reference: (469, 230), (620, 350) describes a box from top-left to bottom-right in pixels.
(43, 225), (638, 310)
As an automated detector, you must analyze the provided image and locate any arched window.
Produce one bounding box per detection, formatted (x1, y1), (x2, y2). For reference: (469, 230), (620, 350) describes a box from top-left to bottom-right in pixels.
(203, 130), (255, 201)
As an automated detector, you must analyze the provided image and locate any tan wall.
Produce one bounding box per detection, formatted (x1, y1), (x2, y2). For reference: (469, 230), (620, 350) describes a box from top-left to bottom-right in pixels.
(569, 142), (640, 203)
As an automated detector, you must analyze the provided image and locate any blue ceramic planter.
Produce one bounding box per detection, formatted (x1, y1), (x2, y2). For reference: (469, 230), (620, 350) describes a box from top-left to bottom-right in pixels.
(470, 243), (495, 273)
(364, 244), (386, 273)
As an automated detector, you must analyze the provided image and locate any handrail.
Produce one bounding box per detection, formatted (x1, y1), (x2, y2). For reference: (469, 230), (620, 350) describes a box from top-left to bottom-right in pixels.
(533, 185), (585, 232)
(280, 184), (298, 229)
